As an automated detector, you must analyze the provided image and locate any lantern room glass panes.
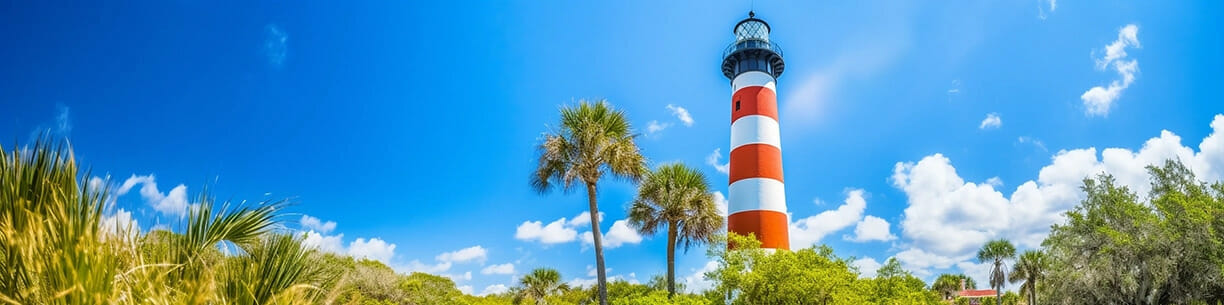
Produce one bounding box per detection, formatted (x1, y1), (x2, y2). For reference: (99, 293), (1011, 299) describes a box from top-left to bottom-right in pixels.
(735, 20), (769, 42)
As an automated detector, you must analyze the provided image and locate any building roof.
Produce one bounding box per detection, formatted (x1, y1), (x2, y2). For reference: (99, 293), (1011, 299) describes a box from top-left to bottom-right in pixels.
(958, 289), (998, 298)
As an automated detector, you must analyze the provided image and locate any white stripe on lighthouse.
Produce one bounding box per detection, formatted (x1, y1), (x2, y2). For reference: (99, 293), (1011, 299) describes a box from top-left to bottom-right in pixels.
(732, 71), (776, 93)
(727, 177), (788, 214)
(730, 115), (782, 150)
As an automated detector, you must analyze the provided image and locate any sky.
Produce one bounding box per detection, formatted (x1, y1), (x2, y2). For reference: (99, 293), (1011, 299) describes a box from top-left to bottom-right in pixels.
(3, 0), (1224, 296)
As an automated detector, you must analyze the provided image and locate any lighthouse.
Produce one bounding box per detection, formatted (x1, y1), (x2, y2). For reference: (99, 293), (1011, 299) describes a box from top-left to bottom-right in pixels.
(722, 11), (789, 250)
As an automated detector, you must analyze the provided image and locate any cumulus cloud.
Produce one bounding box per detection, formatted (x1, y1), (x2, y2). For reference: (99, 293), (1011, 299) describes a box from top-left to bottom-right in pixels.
(712, 191), (729, 217)
(300, 215), (337, 234)
(581, 220), (643, 249)
(480, 284), (510, 296)
(436, 246), (487, 264)
(1082, 24), (1140, 117)
(515, 218), (579, 244)
(567, 211), (604, 227)
(100, 208), (139, 239)
(349, 238), (397, 263)
(683, 260), (720, 293)
(892, 114), (1224, 278)
(790, 189), (868, 248)
(457, 285), (474, 295)
(706, 149), (730, 174)
(302, 230), (346, 254)
(666, 104), (694, 126)
(979, 113), (1002, 129)
(116, 174), (191, 217)
(852, 257), (883, 278)
(481, 263), (515, 275)
(845, 215), (897, 243)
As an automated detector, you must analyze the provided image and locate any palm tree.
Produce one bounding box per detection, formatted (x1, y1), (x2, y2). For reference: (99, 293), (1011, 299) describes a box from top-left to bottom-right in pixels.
(932, 273), (976, 300)
(1009, 250), (1048, 305)
(531, 100), (646, 305)
(627, 163), (723, 299)
(514, 268), (569, 305)
(977, 239), (1017, 305)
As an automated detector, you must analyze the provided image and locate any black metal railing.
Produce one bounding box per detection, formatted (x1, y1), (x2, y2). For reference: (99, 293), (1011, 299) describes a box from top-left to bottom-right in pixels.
(723, 38), (783, 58)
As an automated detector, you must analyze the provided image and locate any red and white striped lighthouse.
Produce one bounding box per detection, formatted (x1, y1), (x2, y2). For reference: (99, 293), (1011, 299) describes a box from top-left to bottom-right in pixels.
(722, 11), (789, 250)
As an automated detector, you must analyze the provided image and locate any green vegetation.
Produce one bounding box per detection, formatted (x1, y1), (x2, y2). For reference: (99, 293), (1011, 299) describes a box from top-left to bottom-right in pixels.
(530, 100), (647, 305)
(7, 100), (1224, 305)
(628, 163), (723, 299)
(1041, 160), (1224, 304)
(977, 239), (1017, 303)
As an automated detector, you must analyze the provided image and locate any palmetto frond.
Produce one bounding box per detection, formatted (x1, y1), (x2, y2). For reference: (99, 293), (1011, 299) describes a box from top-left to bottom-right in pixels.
(516, 268), (566, 304)
(629, 163), (723, 251)
(1010, 249), (1047, 305)
(977, 239), (1017, 295)
(530, 100), (646, 194)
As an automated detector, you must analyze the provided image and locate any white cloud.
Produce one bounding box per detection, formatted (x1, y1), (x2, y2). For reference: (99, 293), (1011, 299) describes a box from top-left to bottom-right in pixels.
(100, 208), (139, 239)
(399, 260), (453, 274)
(646, 120), (671, 135)
(666, 104), (694, 127)
(436, 246), (487, 264)
(515, 218), (578, 244)
(706, 149), (730, 174)
(300, 215), (337, 234)
(979, 113), (1002, 129)
(892, 114), (1224, 277)
(55, 104), (71, 136)
(845, 215), (896, 243)
(1082, 24), (1140, 117)
(712, 191), (729, 217)
(349, 238), (396, 263)
(585, 265), (610, 277)
(683, 260), (720, 293)
(264, 24), (287, 67)
(457, 285), (474, 295)
(480, 284), (509, 296)
(567, 211), (604, 227)
(117, 174), (191, 217)
(581, 220), (643, 249)
(852, 257), (883, 278)
(481, 263), (515, 275)
(302, 230), (346, 254)
(790, 189), (868, 248)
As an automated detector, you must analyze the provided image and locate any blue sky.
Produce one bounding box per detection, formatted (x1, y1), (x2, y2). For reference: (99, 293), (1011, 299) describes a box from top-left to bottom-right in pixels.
(4, 0), (1224, 296)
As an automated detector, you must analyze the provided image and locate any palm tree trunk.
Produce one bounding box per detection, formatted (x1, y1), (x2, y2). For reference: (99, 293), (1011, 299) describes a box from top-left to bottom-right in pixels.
(666, 222), (677, 299)
(586, 183), (608, 305)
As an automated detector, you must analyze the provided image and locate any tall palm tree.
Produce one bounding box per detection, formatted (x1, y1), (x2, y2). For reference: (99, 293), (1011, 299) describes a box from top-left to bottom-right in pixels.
(514, 268), (569, 305)
(1009, 250), (1048, 305)
(531, 100), (646, 305)
(627, 163), (723, 299)
(977, 239), (1016, 305)
(932, 273), (976, 300)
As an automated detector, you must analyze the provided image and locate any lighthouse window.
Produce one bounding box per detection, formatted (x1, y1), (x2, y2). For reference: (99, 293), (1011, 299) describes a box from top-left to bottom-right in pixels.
(735, 101), (741, 110)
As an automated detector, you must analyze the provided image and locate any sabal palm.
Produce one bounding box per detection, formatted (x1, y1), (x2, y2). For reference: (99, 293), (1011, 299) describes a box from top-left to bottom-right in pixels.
(1009, 250), (1047, 305)
(531, 100), (646, 305)
(514, 268), (568, 305)
(977, 239), (1016, 305)
(628, 163), (722, 298)
(932, 273), (976, 300)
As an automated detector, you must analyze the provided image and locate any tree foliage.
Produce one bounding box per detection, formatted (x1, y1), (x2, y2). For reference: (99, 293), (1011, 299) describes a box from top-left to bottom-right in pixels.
(530, 100), (647, 305)
(628, 163), (722, 298)
(1042, 160), (1224, 304)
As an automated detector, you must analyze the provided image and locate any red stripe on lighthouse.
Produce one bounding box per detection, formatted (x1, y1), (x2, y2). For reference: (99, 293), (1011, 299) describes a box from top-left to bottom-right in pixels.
(728, 143), (784, 184)
(727, 210), (790, 250)
(731, 86), (778, 123)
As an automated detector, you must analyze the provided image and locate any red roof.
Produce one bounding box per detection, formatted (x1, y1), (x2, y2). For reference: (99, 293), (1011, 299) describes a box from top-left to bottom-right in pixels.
(958, 289), (997, 298)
